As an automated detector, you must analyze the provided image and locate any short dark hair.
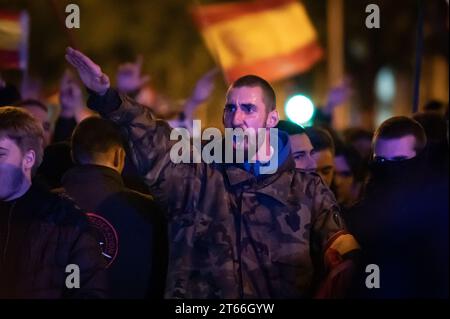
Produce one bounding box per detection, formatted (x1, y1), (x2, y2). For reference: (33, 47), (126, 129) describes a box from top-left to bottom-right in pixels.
(0, 106), (44, 174)
(275, 120), (306, 136)
(305, 126), (335, 154)
(374, 116), (427, 153)
(15, 99), (48, 113)
(423, 100), (445, 112)
(342, 127), (373, 144)
(229, 75), (276, 111)
(71, 117), (125, 164)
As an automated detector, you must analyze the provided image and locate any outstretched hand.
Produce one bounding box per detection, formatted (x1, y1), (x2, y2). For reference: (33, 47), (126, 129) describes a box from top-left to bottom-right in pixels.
(184, 67), (219, 117)
(324, 78), (353, 114)
(65, 47), (110, 95)
(191, 67), (219, 103)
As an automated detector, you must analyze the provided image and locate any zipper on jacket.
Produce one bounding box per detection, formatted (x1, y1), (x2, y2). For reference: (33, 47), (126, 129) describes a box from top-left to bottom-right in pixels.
(2, 202), (16, 264)
(235, 190), (244, 299)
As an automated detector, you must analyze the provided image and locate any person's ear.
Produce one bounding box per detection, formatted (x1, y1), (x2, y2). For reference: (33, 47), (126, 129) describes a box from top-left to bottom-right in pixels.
(119, 147), (126, 171)
(22, 150), (36, 173)
(113, 147), (126, 173)
(266, 109), (279, 128)
(70, 149), (79, 165)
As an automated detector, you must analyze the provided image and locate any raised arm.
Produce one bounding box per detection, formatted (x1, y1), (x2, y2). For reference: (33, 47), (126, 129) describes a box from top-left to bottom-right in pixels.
(65, 47), (202, 211)
(182, 67), (218, 119)
(65, 47), (111, 96)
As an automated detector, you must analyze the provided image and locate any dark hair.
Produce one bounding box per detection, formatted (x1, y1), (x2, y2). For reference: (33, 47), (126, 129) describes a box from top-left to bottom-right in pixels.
(0, 107), (44, 174)
(423, 100), (445, 112)
(374, 116), (427, 153)
(15, 99), (48, 113)
(71, 117), (124, 164)
(334, 140), (365, 181)
(0, 83), (21, 106)
(342, 127), (373, 144)
(36, 141), (73, 189)
(305, 126), (335, 154)
(229, 75), (276, 111)
(275, 120), (306, 136)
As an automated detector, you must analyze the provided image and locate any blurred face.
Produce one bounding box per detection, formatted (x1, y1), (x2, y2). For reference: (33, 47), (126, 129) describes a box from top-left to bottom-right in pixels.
(333, 155), (354, 205)
(290, 133), (316, 171)
(223, 86), (278, 151)
(352, 137), (372, 159)
(23, 105), (51, 147)
(373, 135), (417, 162)
(311, 148), (334, 186)
(136, 85), (157, 108)
(59, 74), (83, 114)
(0, 137), (33, 201)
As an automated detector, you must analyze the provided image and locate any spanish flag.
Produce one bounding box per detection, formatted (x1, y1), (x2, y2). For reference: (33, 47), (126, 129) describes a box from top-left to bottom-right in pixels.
(191, 0), (323, 83)
(0, 10), (29, 70)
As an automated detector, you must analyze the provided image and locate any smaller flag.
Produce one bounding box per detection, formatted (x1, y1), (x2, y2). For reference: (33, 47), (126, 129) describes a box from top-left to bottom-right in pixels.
(0, 10), (29, 70)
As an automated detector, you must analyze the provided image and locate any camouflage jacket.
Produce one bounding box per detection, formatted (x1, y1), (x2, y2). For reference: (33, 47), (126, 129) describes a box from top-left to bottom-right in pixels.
(88, 89), (350, 299)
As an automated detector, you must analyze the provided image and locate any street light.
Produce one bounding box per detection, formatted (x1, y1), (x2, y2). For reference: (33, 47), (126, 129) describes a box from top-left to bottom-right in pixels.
(285, 94), (315, 125)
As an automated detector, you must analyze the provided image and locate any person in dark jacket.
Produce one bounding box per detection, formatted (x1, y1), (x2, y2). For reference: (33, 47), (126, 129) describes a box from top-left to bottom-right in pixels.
(412, 111), (449, 173)
(62, 116), (167, 298)
(0, 107), (106, 299)
(348, 116), (449, 298)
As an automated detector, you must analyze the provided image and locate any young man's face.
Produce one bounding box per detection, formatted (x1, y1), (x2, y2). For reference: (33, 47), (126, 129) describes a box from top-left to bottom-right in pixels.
(333, 155), (354, 206)
(23, 105), (51, 147)
(223, 86), (278, 151)
(0, 137), (32, 201)
(289, 133), (316, 171)
(352, 137), (372, 159)
(312, 148), (335, 186)
(373, 135), (417, 162)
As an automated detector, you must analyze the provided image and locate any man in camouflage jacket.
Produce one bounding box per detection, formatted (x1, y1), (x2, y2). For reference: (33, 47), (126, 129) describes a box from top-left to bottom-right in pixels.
(66, 47), (359, 299)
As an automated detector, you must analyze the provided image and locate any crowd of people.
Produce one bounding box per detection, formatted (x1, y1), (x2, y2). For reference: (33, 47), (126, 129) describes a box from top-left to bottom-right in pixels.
(0, 47), (448, 299)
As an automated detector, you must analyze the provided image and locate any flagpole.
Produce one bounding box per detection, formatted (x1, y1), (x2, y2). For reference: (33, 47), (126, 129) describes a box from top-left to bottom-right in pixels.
(412, 0), (424, 114)
(19, 10), (30, 99)
(327, 0), (347, 130)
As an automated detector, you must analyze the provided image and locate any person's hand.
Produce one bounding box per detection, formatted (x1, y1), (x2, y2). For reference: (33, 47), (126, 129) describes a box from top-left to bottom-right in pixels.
(116, 55), (150, 94)
(184, 68), (219, 117)
(191, 68), (218, 103)
(65, 47), (110, 95)
(324, 78), (352, 115)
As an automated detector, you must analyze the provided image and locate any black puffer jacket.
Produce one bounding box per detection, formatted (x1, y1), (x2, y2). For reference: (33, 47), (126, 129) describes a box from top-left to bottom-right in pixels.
(0, 184), (107, 299)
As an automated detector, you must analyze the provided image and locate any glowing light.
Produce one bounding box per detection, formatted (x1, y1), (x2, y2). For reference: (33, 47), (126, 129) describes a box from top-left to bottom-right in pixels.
(375, 67), (396, 104)
(285, 94), (315, 125)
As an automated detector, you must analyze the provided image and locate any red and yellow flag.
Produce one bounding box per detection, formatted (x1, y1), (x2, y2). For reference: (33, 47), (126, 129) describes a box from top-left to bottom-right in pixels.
(0, 10), (29, 70)
(191, 0), (323, 83)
